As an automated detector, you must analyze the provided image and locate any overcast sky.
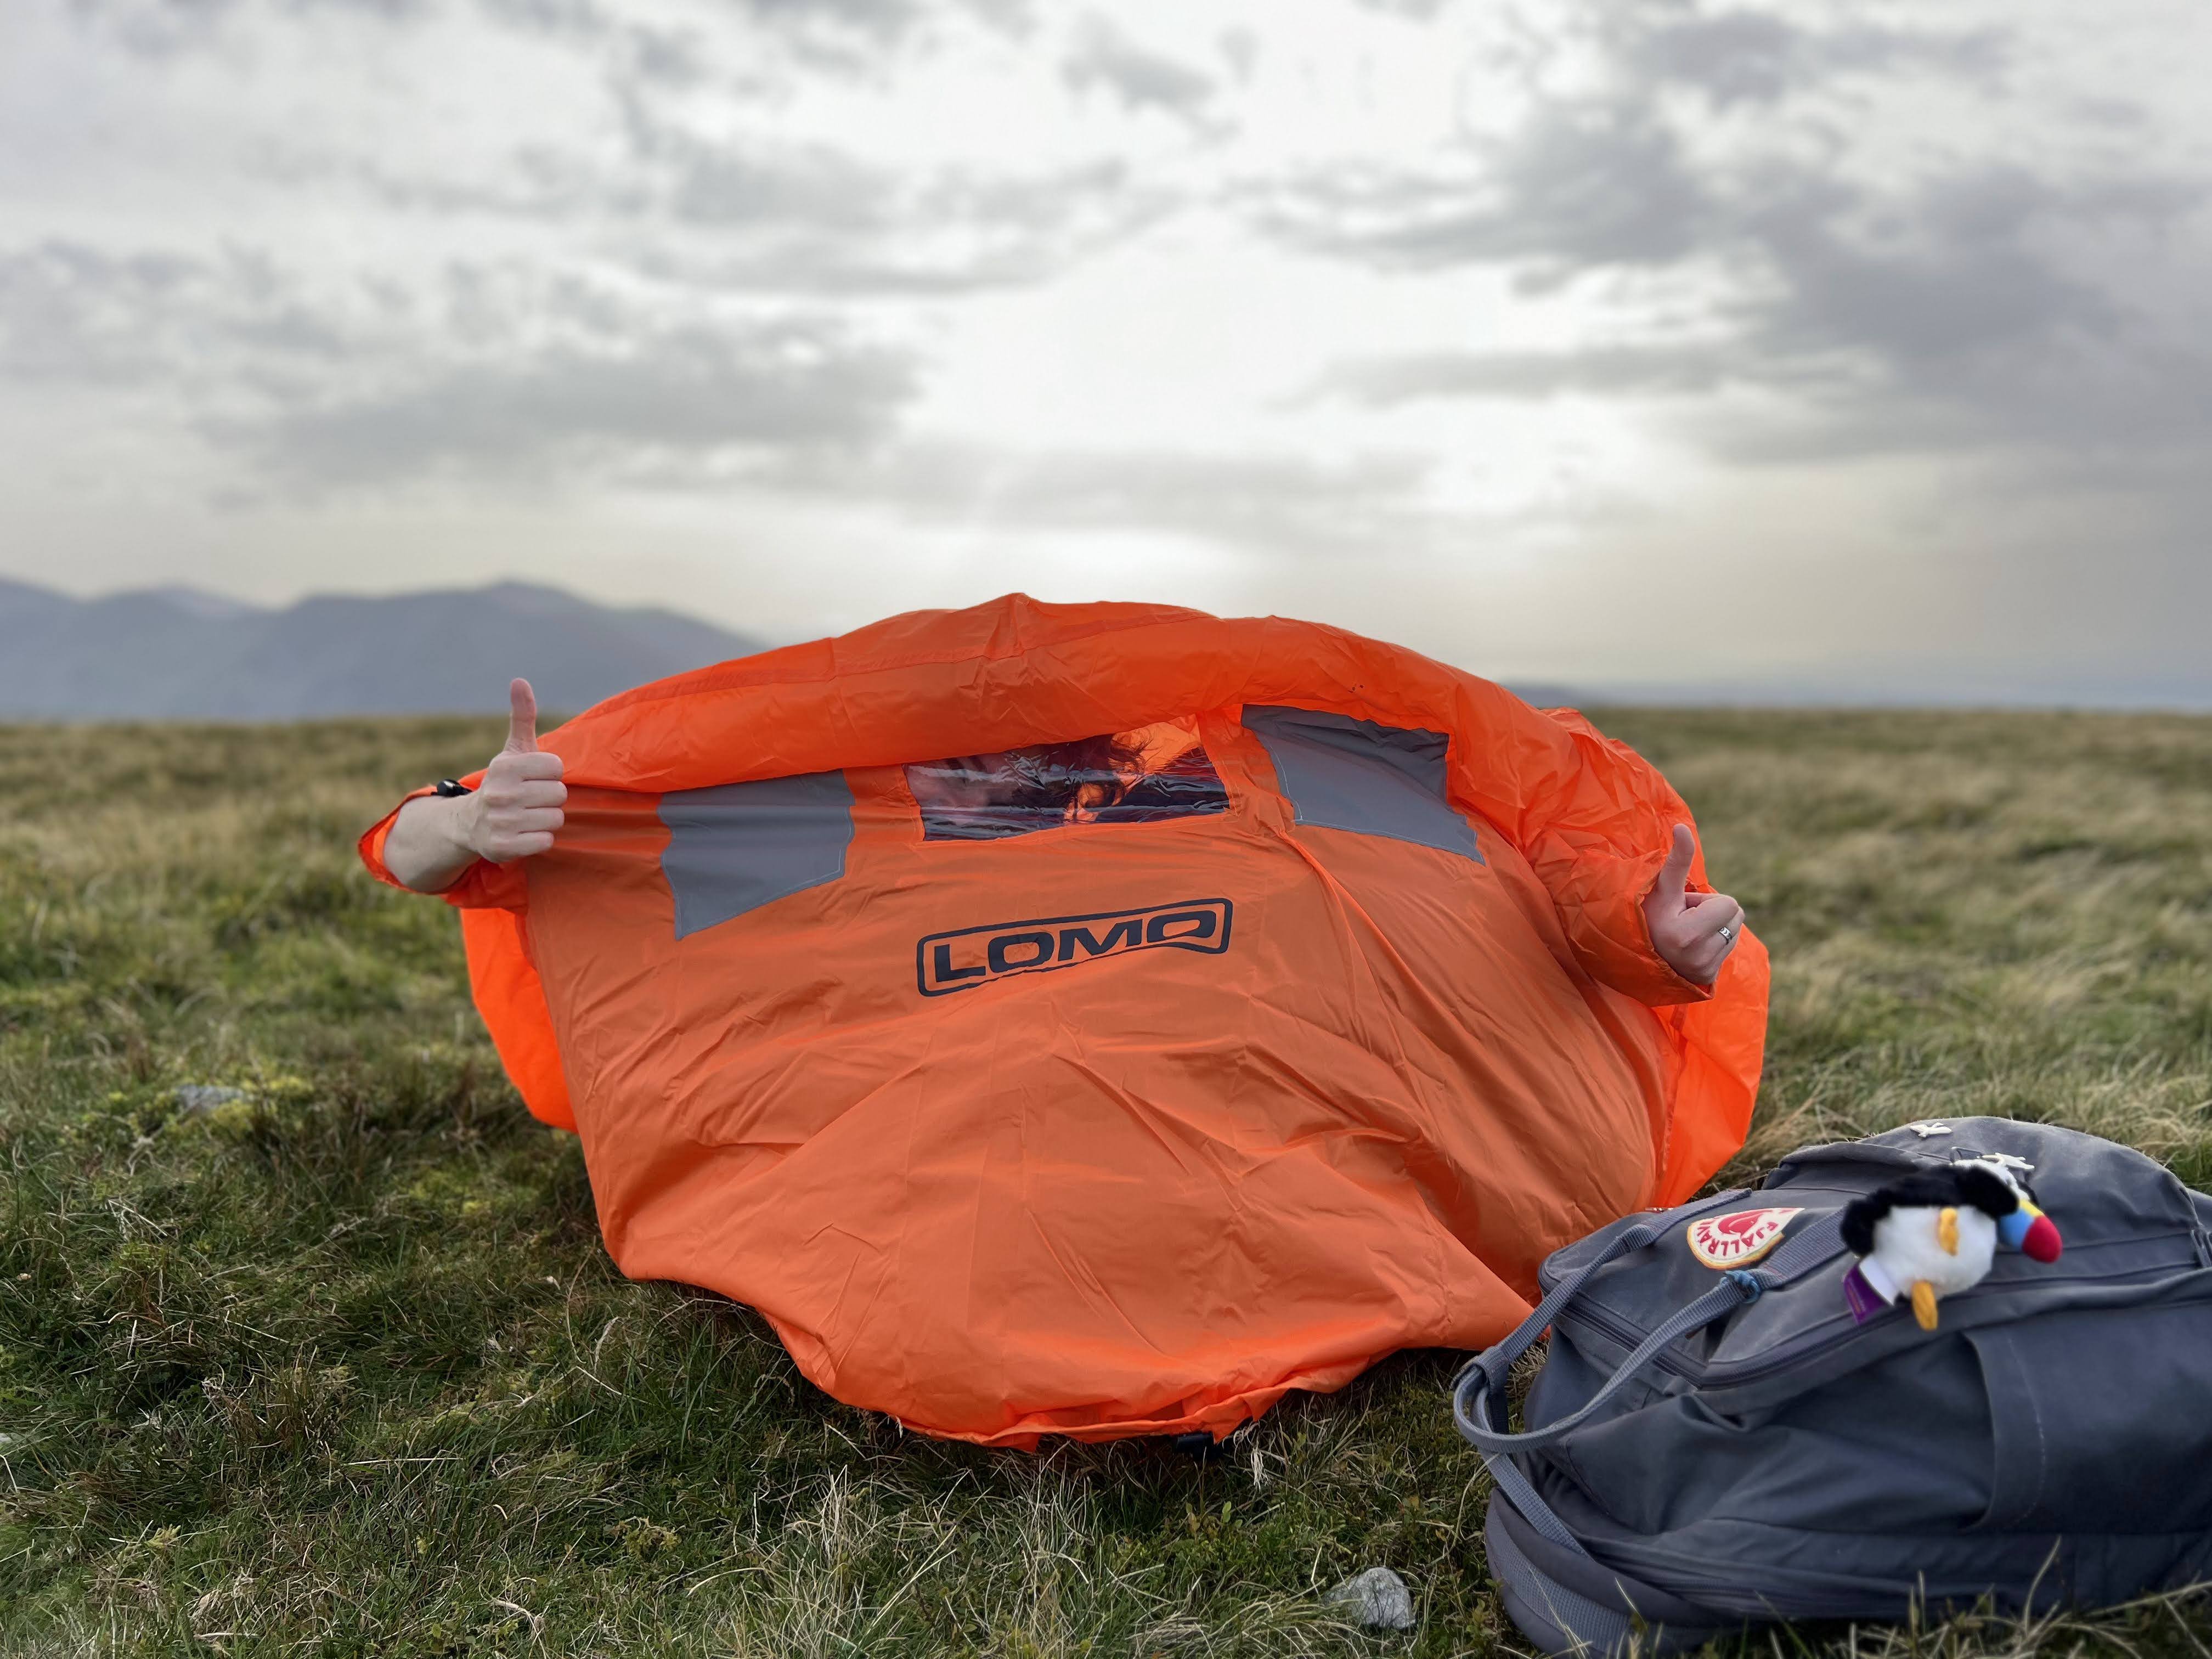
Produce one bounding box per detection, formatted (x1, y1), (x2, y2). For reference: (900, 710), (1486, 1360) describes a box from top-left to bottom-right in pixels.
(3, 0), (2208, 701)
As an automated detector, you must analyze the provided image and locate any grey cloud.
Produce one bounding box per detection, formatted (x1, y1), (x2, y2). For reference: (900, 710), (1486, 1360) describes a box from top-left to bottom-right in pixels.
(734, 0), (922, 31)
(1615, 10), (2010, 108)
(66, 0), (432, 55)
(71, 0), (1017, 61)
(348, 144), (607, 221)
(648, 136), (891, 235)
(331, 74), (1162, 296)
(1319, 162), (2212, 460)
(2072, 97), (2150, 131)
(1751, 168), (2135, 359)
(1257, 100), (1710, 277)
(0, 242), (195, 381)
(76, 1), (1147, 303)
(621, 20), (711, 85)
(0, 242), (351, 383)
(693, 0), (1032, 65)
(256, 320), (915, 483)
(477, 0), (607, 32)
(1062, 18), (1215, 119)
(1353, 0), (2008, 89)
(0, 240), (919, 486)
(608, 87), (1167, 294)
(580, 0), (933, 72)
(1707, 168), (2210, 459)
(1281, 1), (2212, 466)
(448, 0), (953, 44)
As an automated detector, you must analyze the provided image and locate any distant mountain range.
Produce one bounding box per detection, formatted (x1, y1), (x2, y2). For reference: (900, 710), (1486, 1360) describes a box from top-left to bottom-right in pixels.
(0, 579), (766, 720)
(16, 578), (2192, 721)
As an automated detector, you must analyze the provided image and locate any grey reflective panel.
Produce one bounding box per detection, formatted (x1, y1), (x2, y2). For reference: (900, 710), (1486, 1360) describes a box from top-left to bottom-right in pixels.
(1242, 705), (1483, 863)
(659, 770), (855, 939)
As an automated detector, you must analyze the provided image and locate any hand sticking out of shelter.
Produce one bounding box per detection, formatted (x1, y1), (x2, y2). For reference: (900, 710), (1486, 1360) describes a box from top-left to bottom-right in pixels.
(1643, 823), (1745, 986)
(383, 679), (567, 893)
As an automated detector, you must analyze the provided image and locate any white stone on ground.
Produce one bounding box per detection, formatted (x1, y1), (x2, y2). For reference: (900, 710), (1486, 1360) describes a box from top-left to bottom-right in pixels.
(1325, 1565), (1416, 1630)
(174, 1085), (244, 1112)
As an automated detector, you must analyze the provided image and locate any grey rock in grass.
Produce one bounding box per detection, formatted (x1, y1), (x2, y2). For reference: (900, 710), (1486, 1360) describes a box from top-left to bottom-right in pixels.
(1325, 1565), (1415, 1630)
(174, 1085), (245, 1113)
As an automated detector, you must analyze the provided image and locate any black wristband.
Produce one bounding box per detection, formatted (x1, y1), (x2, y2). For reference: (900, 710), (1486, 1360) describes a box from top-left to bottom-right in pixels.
(432, 778), (473, 798)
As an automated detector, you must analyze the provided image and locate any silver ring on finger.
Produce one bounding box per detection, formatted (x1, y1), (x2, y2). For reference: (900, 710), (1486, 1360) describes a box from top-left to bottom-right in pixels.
(1717, 925), (1734, 944)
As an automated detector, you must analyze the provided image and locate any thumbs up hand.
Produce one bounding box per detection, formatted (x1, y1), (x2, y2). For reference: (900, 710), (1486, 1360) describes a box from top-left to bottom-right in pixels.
(380, 678), (566, 892)
(1642, 823), (1746, 986)
(466, 678), (567, 864)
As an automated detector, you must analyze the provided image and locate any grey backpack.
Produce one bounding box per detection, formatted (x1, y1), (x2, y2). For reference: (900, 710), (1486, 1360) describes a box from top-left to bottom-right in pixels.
(1455, 1118), (2212, 1654)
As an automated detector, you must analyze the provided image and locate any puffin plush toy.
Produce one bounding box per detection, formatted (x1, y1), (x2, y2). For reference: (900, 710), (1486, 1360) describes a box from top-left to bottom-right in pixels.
(1840, 1159), (2062, 1330)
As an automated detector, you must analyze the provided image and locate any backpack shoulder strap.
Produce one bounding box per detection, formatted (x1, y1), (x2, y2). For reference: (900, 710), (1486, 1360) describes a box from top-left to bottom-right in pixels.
(1454, 1211), (1844, 1553)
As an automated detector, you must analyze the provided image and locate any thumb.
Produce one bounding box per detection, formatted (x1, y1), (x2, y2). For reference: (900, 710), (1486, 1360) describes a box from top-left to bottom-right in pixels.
(1653, 822), (1695, 904)
(504, 678), (539, 754)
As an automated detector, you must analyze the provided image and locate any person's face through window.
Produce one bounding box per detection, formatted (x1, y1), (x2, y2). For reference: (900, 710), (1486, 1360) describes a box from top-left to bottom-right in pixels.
(908, 741), (1117, 811)
(904, 729), (1230, 840)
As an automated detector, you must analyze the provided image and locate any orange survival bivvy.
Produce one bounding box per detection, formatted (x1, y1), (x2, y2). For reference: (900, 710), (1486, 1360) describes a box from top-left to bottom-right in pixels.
(361, 597), (1768, 1447)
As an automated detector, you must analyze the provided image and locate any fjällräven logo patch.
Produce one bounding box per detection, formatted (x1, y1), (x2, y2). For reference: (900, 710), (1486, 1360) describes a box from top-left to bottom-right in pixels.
(916, 899), (1233, 996)
(1686, 1206), (1804, 1268)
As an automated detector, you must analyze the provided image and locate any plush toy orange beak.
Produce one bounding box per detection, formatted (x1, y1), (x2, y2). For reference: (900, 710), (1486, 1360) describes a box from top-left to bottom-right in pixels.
(1911, 1280), (1940, 1331)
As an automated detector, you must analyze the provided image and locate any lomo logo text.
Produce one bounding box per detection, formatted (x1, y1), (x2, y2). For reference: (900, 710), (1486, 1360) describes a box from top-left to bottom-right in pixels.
(916, 899), (1234, 996)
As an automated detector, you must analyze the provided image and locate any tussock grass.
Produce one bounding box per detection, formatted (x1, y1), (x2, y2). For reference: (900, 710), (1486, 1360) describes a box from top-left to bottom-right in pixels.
(2, 710), (2208, 1656)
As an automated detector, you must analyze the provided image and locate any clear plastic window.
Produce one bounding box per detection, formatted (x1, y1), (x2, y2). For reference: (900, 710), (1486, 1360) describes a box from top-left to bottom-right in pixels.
(906, 721), (1231, 842)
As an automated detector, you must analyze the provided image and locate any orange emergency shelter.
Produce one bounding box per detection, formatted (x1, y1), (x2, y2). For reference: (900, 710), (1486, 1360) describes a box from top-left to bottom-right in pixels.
(360, 597), (1767, 1446)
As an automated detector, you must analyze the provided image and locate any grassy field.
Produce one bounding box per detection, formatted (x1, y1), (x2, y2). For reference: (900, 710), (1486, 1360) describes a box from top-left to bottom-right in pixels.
(2, 709), (2210, 1657)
